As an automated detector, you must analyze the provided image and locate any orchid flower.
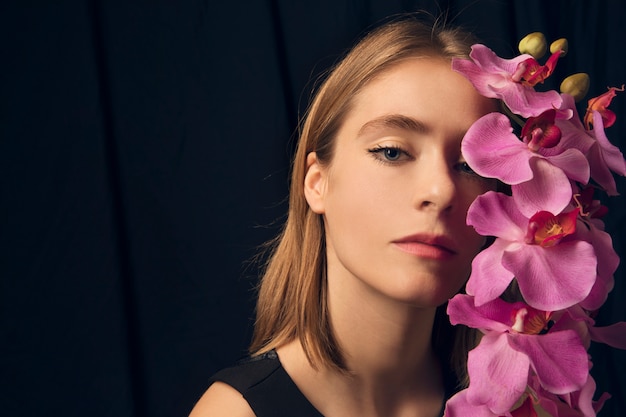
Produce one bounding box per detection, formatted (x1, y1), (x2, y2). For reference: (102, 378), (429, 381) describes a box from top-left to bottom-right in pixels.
(465, 191), (597, 310)
(461, 112), (589, 216)
(446, 295), (589, 415)
(452, 44), (562, 117)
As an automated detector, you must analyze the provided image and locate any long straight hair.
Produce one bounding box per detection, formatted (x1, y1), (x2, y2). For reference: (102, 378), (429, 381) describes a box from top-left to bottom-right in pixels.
(250, 15), (481, 384)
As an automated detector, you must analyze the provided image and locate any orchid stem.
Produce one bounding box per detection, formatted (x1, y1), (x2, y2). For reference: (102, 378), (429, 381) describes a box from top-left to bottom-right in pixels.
(501, 101), (526, 128)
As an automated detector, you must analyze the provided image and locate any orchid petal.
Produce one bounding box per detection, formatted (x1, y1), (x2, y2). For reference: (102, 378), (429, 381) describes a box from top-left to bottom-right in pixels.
(588, 225), (619, 278)
(447, 294), (511, 332)
(587, 143), (619, 196)
(568, 375), (610, 417)
(556, 115), (596, 155)
(500, 87), (563, 118)
(466, 332), (529, 414)
(467, 240), (516, 305)
(501, 241), (597, 311)
(444, 390), (501, 417)
(552, 306), (593, 349)
(544, 148), (590, 184)
(575, 222), (618, 310)
(580, 274), (615, 311)
(469, 44), (529, 74)
(451, 57), (505, 99)
(511, 157), (573, 217)
(589, 322), (626, 349)
(467, 191), (527, 238)
(462, 113), (534, 184)
(508, 331), (588, 394)
(592, 110), (626, 176)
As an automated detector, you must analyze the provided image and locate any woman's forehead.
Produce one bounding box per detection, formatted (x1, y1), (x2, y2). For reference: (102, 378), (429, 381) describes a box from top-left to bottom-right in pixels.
(341, 58), (496, 133)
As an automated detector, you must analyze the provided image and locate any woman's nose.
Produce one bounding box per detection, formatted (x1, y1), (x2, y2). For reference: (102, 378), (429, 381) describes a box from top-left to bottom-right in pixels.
(412, 156), (456, 213)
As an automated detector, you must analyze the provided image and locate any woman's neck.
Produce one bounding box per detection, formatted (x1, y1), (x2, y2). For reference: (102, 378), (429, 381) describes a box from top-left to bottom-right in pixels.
(325, 267), (442, 391)
(277, 270), (445, 417)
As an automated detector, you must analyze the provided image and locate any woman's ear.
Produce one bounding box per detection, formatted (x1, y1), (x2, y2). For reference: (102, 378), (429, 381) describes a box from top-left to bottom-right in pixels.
(304, 152), (327, 214)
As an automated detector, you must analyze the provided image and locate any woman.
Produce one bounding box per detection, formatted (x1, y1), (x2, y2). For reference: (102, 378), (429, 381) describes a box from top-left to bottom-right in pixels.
(190, 16), (498, 417)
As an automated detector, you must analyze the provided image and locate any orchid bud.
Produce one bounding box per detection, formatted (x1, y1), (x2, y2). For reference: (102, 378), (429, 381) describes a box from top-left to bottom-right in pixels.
(550, 38), (568, 57)
(560, 73), (590, 102)
(518, 32), (547, 59)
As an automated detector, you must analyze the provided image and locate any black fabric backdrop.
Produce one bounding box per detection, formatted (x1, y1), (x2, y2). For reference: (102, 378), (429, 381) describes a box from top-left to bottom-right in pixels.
(1, 1), (625, 416)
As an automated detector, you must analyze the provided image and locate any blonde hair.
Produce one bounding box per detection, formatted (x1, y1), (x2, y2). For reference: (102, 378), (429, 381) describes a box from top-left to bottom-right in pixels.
(250, 15), (480, 385)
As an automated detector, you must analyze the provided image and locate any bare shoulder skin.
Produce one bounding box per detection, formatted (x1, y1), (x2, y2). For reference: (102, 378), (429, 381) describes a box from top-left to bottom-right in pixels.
(188, 381), (256, 417)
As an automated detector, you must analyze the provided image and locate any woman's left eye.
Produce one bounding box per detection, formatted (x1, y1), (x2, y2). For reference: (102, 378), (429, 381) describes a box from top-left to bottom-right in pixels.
(457, 161), (477, 175)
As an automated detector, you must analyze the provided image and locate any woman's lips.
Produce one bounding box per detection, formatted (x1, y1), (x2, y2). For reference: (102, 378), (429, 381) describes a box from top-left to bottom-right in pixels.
(392, 234), (457, 260)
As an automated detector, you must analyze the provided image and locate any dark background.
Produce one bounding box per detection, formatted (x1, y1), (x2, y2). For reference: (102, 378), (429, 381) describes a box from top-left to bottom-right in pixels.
(1, 1), (625, 416)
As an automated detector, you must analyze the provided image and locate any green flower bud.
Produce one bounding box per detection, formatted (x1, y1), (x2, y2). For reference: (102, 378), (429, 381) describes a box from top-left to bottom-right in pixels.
(550, 38), (568, 57)
(560, 73), (590, 102)
(518, 32), (547, 59)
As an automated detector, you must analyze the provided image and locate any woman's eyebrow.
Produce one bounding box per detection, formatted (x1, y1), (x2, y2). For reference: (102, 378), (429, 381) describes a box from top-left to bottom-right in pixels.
(357, 114), (428, 137)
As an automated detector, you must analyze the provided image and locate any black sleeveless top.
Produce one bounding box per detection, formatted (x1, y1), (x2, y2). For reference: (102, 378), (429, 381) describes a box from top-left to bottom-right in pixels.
(208, 350), (457, 417)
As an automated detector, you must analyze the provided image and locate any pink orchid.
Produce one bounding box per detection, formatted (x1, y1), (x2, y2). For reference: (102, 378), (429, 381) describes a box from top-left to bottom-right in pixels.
(447, 295), (589, 415)
(556, 94), (626, 195)
(452, 44), (562, 117)
(461, 112), (589, 217)
(466, 191), (597, 310)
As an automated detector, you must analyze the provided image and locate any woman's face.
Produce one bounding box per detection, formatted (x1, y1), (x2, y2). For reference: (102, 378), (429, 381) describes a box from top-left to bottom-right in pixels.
(304, 57), (498, 308)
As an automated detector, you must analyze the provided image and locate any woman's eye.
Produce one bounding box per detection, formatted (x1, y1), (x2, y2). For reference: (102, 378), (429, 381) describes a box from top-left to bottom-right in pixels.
(383, 148), (402, 160)
(457, 161), (477, 175)
(368, 146), (411, 163)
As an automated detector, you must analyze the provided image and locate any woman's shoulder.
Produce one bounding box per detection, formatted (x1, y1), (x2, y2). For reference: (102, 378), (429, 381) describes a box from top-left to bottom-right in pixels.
(188, 381), (256, 417)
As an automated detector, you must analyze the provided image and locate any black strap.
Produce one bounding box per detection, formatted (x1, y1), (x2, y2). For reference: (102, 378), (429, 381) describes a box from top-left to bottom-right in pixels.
(209, 351), (324, 417)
